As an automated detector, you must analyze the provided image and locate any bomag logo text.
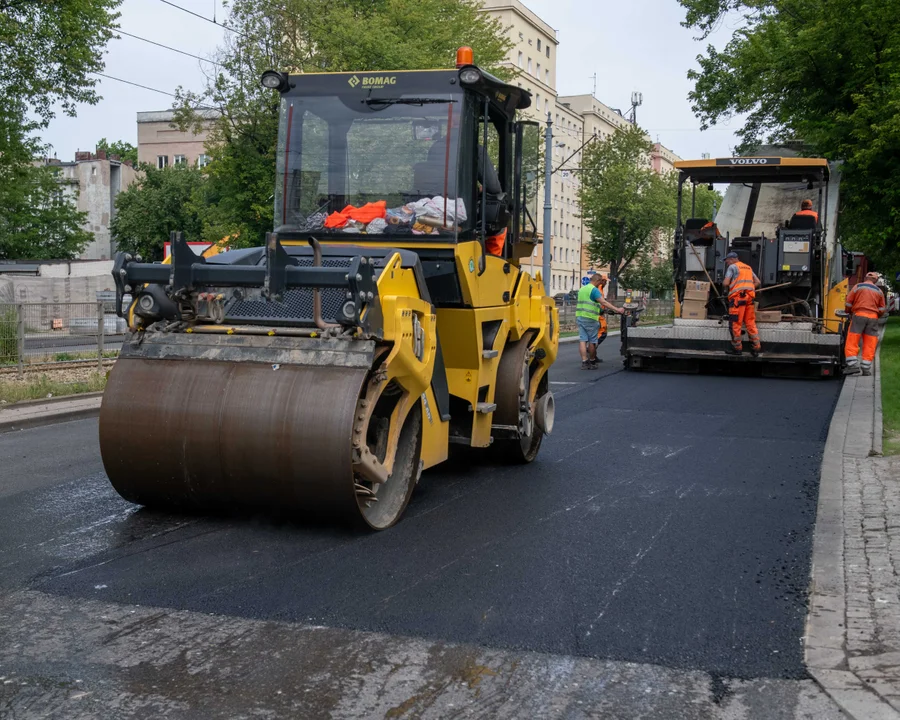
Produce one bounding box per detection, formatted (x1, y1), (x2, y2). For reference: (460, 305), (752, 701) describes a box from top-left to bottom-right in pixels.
(348, 75), (397, 87)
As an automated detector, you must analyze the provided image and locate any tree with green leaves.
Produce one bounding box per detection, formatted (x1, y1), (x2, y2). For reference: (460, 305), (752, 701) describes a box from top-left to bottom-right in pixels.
(1, 0), (120, 258)
(620, 251), (676, 298)
(111, 166), (206, 261)
(96, 138), (138, 166)
(0, 163), (93, 260)
(173, 0), (512, 246)
(0, 100), (94, 259)
(1, 0), (120, 127)
(579, 125), (678, 297)
(679, 0), (900, 279)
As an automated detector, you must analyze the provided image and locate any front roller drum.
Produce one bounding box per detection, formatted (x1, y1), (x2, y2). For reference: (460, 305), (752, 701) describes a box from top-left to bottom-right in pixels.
(99, 357), (422, 529)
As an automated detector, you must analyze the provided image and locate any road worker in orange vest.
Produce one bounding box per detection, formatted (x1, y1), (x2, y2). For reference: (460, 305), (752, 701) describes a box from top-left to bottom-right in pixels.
(701, 221), (723, 238)
(723, 251), (762, 356)
(790, 199), (819, 226)
(844, 271), (887, 376)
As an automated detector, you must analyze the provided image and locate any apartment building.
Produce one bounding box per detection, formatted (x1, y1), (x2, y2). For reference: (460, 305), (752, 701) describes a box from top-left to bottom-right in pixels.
(481, 0), (682, 295)
(652, 142), (680, 175)
(136, 109), (220, 169)
(480, 0), (574, 293)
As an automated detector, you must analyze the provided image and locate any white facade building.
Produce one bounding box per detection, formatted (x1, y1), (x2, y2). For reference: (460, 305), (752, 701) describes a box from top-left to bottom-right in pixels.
(480, 0), (681, 293)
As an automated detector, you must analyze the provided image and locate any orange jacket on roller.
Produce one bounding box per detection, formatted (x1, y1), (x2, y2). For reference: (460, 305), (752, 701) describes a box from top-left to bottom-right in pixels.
(845, 281), (885, 319)
(324, 201), (388, 228)
(486, 228), (506, 256)
(727, 261), (757, 300)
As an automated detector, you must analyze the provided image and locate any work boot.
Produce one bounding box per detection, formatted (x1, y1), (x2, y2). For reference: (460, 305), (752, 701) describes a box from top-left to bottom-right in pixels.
(844, 365), (860, 375)
(750, 348), (760, 358)
(725, 347), (742, 356)
(590, 358), (603, 366)
(581, 361), (591, 370)
(862, 368), (872, 376)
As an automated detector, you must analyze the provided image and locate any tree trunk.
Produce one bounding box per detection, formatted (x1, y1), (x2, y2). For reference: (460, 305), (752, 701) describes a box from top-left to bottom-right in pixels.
(609, 221), (625, 299)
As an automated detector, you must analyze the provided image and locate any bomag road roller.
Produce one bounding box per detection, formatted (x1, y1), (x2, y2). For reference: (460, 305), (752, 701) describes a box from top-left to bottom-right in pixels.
(99, 48), (559, 529)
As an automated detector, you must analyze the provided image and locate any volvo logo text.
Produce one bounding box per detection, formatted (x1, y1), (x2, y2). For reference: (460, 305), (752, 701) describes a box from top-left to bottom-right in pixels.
(715, 157), (782, 166)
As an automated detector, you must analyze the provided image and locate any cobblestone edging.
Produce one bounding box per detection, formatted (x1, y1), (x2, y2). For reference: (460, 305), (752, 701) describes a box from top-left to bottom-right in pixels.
(806, 339), (900, 720)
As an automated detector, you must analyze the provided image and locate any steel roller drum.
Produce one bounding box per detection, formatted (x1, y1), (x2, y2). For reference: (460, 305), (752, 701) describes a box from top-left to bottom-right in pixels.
(99, 356), (369, 519)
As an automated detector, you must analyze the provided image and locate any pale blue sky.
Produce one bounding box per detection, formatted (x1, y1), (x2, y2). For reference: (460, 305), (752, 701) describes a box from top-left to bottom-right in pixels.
(41, 0), (743, 162)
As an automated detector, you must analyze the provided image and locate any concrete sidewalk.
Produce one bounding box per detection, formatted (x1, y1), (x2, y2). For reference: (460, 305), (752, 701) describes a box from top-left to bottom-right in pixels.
(807, 346), (900, 719)
(0, 393), (102, 433)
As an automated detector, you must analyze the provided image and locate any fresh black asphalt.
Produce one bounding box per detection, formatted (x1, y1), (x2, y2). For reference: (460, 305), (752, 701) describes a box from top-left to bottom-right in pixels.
(0, 340), (841, 680)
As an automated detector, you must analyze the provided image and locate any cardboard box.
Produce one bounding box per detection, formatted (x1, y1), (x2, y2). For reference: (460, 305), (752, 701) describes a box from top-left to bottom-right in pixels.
(756, 310), (782, 323)
(681, 299), (708, 319)
(682, 279), (711, 302)
(683, 288), (710, 302)
(685, 280), (711, 293)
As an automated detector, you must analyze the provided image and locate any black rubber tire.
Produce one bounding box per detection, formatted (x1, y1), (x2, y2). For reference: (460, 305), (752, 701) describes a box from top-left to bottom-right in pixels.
(492, 337), (546, 464)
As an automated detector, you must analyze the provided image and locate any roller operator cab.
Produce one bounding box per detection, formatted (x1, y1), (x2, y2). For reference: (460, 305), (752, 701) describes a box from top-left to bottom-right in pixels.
(622, 151), (850, 378)
(100, 49), (559, 529)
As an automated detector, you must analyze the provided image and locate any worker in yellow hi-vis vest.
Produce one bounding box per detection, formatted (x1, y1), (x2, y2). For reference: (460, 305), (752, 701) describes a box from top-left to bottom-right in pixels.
(576, 274), (624, 369)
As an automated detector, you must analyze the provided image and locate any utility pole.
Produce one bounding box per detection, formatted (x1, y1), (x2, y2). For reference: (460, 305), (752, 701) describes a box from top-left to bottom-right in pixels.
(610, 221), (625, 299)
(542, 111), (553, 295)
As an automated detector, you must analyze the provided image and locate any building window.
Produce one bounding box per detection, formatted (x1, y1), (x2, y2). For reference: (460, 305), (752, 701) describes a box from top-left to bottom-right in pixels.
(546, 46), (551, 58)
(537, 39), (542, 51)
(527, 58), (532, 74)
(517, 51), (523, 68)
(537, 63), (541, 79)
(518, 32), (524, 41)
(197, 154), (210, 168)
(536, 95), (541, 111)
(157, 155), (168, 169)
(174, 154), (186, 166)
(553, 220), (557, 235)
(545, 69), (550, 84)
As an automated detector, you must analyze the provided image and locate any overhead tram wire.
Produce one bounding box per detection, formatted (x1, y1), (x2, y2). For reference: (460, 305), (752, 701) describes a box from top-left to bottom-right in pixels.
(92, 72), (219, 111)
(117, 29), (218, 65)
(156, 0), (388, 68)
(552, 133), (598, 176)
(156, 0), (250, 39)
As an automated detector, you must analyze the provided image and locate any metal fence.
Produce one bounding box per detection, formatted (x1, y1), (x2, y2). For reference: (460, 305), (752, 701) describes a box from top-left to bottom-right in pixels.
(556, 297), (673, 332)
(0, 302), (126, 377)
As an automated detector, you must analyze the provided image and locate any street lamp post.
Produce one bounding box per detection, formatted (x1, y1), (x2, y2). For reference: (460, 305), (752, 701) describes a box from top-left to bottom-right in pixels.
(543, 111), (553, 295)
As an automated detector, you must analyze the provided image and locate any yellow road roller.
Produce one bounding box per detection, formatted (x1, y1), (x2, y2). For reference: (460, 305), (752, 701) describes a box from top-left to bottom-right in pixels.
(100, 49), (559, 529)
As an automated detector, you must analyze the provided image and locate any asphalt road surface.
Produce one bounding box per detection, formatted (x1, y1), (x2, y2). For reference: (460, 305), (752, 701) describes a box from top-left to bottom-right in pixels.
(0, 340), (845, 719)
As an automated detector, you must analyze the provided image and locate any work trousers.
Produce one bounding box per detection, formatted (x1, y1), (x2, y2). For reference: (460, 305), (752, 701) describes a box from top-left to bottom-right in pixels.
(729, 298), (761, 351)
(597, 315), (608, 346)
(845, 314), (880, 371)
